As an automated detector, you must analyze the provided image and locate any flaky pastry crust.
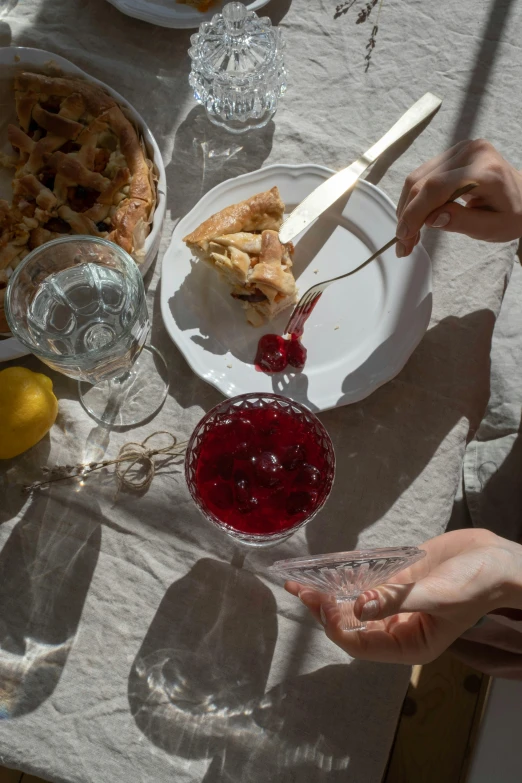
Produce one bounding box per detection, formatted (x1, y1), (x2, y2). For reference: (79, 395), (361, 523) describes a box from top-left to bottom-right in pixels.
(0, 71), (156, 336)
(183, 187), (297, 326)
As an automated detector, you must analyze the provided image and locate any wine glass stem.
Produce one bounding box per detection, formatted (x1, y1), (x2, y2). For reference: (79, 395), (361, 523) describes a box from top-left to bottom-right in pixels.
(336, 595), (367, 633)
(113, 370), (131, 385)
(78, 345), (169, 428)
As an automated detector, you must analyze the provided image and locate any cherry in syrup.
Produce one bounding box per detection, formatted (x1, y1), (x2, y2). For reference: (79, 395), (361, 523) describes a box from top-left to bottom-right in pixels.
(195, 404), (329, 536)
(255, 332), (307, 374)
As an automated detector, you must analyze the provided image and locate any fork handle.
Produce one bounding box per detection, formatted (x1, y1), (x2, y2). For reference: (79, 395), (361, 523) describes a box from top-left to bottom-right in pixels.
(440, 182), (478, 203)
(284, 183), (478, 336)
(354, 183), (478, 271)
(316, 183), (480, 286)
(331, 236), (398, 282)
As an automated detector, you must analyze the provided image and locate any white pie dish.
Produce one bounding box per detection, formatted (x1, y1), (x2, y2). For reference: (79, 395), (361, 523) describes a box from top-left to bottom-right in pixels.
(0, 46), (167, 362)
(160, 164), (432, 412)
(105, 0), (270, 29)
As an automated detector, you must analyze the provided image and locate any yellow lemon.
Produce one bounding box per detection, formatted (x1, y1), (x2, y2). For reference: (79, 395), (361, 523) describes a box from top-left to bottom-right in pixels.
(0, 366), (58, 459)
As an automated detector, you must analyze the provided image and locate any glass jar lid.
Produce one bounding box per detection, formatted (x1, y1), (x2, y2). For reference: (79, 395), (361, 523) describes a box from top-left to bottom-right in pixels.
(189, 1), (283, 84)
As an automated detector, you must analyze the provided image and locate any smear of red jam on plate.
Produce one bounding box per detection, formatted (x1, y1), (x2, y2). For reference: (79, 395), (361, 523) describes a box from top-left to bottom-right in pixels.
(254, 291), (324, 373)
(255, 333), (307, 373)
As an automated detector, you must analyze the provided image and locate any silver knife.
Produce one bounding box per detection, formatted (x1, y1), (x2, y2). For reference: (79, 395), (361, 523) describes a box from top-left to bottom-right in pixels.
(279, 92), (442, 245)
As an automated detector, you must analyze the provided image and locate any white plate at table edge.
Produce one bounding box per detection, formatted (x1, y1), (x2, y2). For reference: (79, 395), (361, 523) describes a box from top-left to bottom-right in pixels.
(0, 46), (167, 363)
(105, 0), (270, 29)
(160, 163), (432, 412)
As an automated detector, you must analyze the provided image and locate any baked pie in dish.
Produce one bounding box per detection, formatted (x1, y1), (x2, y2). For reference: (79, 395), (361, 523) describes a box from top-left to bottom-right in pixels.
(0, 71), (155, 334)
(183, 186), (297, 326)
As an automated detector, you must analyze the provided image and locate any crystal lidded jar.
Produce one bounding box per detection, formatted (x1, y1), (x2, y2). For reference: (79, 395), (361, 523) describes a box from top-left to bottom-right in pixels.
(188, 1), (287, 134)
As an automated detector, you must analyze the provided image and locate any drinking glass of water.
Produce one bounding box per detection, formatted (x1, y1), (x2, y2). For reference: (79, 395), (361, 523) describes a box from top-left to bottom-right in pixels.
(6, 236), (169, 426)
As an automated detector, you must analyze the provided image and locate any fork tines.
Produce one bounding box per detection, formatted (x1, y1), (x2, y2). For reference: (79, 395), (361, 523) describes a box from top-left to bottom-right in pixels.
(285, 289), (323, 337)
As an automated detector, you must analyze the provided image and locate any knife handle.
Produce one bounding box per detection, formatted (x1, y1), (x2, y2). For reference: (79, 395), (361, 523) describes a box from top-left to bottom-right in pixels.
(364, 92), (442, 164)
(278, 93), (443, 245)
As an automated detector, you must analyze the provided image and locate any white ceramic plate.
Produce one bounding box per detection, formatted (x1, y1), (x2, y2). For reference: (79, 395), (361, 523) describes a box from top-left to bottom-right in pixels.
(0, 46), (167, 363)
(161, 164), (432, 412)
(105, 0), (270, 29)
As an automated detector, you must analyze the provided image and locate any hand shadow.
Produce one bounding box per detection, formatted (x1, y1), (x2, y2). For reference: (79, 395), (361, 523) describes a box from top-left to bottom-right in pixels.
(128, 558), (407, 782)
(0, 487), (101, 717)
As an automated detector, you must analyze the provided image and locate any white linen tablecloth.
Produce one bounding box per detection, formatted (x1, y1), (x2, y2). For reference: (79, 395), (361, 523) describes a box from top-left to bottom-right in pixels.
(1, 0), (522, 781)
(464, 256), (522, 542)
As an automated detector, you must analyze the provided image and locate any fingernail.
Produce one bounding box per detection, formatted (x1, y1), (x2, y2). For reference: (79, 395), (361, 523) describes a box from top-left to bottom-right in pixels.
(396, 220), (408, 239)
(431, 212), (450, 228)
(396, 242), (406, 258)
(319, 605), (327, 627)
(360, 599), (380, 621)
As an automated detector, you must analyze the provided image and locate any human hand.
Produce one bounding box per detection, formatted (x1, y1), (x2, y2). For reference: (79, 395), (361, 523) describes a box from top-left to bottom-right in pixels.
(285, 529), (522, 665)
(395, 139), (522, 257)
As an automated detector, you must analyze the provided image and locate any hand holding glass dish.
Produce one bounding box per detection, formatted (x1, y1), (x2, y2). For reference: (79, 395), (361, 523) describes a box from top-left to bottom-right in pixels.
(6, 236), (169, 427)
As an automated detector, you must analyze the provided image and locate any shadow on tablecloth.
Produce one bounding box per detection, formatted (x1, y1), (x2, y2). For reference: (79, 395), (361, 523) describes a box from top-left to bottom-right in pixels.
(128, 556), (401, 783)
(464, 260), (522, 542)
(302, 307), (496, 554)
(166, 106), (275, 223)
(148, 291), (500, 556)
(0, 488), (101, 718)
(262, 0), (293, 26)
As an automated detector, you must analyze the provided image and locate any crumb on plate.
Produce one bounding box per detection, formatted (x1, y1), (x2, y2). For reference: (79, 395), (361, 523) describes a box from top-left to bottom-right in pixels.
(334, 325), (340, 330)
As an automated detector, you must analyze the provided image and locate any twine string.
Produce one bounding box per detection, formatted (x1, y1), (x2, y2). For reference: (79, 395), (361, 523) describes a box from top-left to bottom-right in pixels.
(23, 431), (187, 493)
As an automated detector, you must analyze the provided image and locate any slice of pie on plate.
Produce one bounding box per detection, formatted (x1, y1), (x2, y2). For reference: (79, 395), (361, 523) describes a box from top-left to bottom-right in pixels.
(183, 187), (297, 326)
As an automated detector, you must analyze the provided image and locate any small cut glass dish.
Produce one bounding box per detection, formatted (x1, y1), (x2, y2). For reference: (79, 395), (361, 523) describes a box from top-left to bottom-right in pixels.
(6, 236), (169, 427)
(185, 392), (335, 546)
(270, 546), (426, 631)
(188, 1), (287, 133)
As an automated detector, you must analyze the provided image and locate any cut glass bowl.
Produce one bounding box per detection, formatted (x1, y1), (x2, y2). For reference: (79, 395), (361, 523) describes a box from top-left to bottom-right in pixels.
(185, 392), (335, 546)
(270, 546), (426, 631)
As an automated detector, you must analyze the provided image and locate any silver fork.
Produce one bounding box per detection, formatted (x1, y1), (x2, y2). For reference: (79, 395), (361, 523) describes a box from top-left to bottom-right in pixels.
(284, 183), (477, 337)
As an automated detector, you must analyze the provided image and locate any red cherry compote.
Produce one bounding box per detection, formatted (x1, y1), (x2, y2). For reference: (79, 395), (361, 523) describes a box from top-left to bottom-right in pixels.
(255, 333), (307, 374)
(255, 290), (324, 373)
(194, 402), (331, 537)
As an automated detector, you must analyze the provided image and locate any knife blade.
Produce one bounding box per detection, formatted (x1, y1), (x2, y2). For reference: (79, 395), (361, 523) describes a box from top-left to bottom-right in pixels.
(278, 92), (442, 245)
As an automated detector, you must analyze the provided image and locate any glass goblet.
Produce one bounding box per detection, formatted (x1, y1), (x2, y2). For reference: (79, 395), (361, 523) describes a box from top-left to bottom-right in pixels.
(6, 235), (168, 427)
(185, 392), (335, 547)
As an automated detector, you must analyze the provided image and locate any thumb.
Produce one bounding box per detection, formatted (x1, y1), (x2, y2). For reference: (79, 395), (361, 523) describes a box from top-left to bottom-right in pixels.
(425, 202), (511, 241)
